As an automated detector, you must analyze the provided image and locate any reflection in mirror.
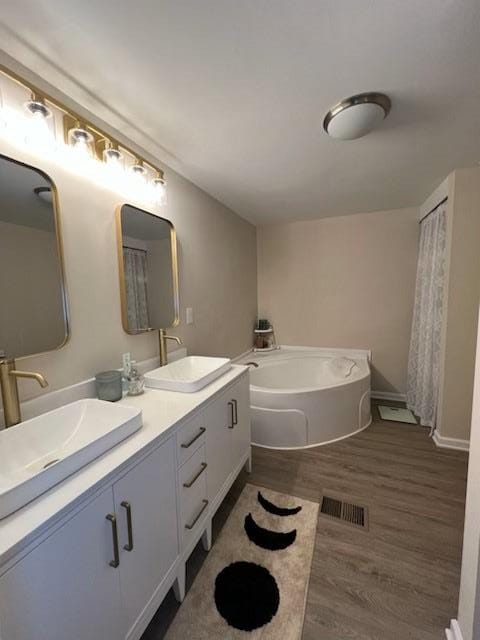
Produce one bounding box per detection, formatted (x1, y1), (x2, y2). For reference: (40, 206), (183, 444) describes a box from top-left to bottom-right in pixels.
(0, 155), (69, 359)
(117, 204), (179, 333)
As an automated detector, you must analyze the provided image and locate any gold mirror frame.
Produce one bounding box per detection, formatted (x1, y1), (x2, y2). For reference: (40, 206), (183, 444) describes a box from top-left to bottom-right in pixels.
(0, 153), (70, 360)
(115, 204), (180, 334)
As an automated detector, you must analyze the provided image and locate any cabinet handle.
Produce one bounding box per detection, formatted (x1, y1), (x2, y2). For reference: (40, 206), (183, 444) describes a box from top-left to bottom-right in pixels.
(183, 462), (208, 488)
(228, 401), (235, 428)
(121, 501), (134, 552)
(185, 499), (209, 530)
(232, 398), (238, 425)
(181, 427), (206, 448)
(106, 513), (120, 568)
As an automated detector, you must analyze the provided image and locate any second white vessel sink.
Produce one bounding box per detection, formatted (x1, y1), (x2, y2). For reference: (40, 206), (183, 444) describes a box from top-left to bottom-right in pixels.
(0, 399), (142, 520)
(145, 356), (231, 392)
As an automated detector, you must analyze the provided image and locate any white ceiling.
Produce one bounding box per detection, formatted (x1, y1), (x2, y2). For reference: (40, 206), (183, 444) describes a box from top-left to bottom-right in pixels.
(1, 0), (479, 225)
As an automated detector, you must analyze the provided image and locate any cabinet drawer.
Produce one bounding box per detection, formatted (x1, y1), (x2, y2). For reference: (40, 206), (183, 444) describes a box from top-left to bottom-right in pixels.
(176, 413), (206, 466)
(179, 446), (208, 546)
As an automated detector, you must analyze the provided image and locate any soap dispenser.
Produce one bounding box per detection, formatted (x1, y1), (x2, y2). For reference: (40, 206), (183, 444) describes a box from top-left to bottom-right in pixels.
(126, 361), (145, 396)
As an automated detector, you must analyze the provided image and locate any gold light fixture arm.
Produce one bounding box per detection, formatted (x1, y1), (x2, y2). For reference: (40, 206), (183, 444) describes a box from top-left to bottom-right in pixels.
(0, 64), (164, 177)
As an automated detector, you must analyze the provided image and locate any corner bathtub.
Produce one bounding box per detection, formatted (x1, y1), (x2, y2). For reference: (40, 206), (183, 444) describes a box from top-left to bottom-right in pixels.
(238, 347), (372, 449)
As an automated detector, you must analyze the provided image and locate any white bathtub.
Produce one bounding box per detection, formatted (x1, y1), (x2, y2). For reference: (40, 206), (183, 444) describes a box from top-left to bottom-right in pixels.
(238, 347), (372, 449)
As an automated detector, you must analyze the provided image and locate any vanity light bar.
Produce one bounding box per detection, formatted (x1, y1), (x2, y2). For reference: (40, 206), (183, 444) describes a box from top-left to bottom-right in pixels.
(0, 65), (167, 202)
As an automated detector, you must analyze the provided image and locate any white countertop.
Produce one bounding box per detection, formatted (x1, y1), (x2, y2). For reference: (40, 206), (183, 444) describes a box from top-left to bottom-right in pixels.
(0, 365), (247, 568)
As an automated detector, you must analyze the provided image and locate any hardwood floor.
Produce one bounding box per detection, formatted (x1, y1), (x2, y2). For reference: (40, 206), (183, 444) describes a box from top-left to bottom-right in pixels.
(142, 403), (468, 640)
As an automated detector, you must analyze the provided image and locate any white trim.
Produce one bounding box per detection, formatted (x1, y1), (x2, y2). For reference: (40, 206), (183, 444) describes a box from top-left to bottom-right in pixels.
(420, 176), (449, 222)
(433, 431), (470, 452)
(371, 390), (406, 402)
(445, 619), (464, 640)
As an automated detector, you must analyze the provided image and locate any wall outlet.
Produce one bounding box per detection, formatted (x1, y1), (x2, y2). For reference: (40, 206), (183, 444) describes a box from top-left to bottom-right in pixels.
(186, 307), (194, 325)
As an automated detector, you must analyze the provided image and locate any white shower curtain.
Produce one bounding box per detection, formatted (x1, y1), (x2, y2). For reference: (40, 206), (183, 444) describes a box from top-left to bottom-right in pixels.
(123, 247), (150, 331)
(406, 202), (447, 428)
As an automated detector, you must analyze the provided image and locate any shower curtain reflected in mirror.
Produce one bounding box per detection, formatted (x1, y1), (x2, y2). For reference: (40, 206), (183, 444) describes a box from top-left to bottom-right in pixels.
(407, 202), (447, 430)
(123, 247), (150, 331)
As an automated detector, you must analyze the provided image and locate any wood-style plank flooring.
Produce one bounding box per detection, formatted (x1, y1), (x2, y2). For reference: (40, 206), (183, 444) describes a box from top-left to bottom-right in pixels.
(142, 403), (468, 640)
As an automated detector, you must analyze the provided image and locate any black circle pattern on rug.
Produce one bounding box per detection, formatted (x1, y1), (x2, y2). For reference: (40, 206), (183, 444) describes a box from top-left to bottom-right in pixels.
(244, 512), (297, 550)
(257, 490), (302, 516)
(214, 561), (280, 631)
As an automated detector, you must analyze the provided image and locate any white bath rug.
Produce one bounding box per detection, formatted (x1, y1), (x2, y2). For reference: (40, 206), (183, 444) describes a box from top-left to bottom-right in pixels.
(164, 483), (318, 640)
(378, 405), (417, 424)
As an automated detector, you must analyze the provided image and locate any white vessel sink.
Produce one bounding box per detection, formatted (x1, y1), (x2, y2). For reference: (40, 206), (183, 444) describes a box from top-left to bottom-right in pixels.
(0, 399), (142, 520)
(145, 356), (231, 392)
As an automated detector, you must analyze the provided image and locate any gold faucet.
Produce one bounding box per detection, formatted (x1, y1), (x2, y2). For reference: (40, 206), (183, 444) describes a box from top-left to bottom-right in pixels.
(0, 358), (48, 428)
(158, 329), (182, 367)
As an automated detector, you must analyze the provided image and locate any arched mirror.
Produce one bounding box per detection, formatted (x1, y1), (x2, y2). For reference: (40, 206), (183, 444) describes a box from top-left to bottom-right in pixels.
(116, 204), (179, 334)
(0, 154), (69, 359)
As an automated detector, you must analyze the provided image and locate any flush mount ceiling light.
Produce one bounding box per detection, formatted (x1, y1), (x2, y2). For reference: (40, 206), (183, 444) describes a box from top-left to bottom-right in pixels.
(323, 92), (391, 140)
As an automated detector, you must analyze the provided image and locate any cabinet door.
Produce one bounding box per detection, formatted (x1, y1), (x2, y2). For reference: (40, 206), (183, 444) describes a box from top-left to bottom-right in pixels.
(230, 374), (251, 470)
(204, 388), (232, 501)
(0, 488), (125, 640)
(113, 437), (178, 637)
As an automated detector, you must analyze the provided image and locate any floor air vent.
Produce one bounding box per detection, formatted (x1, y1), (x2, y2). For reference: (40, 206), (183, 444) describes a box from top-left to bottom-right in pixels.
(320, 495), (368, 529)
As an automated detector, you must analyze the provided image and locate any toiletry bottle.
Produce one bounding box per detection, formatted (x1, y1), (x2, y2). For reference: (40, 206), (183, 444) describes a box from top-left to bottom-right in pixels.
(127, 361), (145, 396)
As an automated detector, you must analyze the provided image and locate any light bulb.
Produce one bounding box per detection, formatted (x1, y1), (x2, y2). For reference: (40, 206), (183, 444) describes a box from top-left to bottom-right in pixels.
(24, 99), (54, 150)
(68, 125), (95, 160)
(131, 161), (147, 181)
(103, 145), (124, 171)
(153, 173), (167, 206)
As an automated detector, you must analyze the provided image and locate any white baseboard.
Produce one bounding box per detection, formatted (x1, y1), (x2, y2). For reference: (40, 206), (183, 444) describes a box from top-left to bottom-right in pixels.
(371, 390), (406, 402)
(445, 619), (464, 640)
(433, 431), (470, 452)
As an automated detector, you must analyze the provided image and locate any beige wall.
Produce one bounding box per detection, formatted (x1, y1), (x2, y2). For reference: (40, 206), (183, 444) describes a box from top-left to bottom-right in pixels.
(437, 167), (480, 441)
(0, 138), (257, 407)
(257, 208), (419, 393)
(146, 237), (176, 328)
(0, 220), (65, 358)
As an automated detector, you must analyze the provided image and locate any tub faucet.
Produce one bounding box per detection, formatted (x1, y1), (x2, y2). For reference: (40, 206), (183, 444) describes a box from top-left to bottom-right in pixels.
(0, 358), (48, 428)
(245, 362), (259, 368)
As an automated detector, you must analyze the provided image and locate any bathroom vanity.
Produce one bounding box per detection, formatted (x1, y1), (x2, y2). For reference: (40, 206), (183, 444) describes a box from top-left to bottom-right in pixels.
(0, 366), (250, 640)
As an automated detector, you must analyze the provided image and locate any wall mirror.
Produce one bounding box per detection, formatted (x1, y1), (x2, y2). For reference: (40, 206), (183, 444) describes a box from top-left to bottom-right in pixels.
(0, 154), (69, 360)
(116, 204), (179, 333)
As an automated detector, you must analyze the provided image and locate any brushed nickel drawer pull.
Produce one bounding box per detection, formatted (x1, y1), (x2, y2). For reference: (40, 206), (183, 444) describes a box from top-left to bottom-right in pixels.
(232, 398), (238, 425)
(183, 462), (207, 488)
(121, 501), (134, 551)
(106, 513), (120, 568)
(185, 499), (209, 530)
(228, 401), (234, 428)
(181, 427), (206, 448)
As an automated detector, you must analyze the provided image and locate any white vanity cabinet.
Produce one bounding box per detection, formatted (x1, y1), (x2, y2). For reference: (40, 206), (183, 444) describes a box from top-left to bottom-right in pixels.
(0, 438), (178, 640)
(0, 487), (125, 640)
(0, 368), (251, 640)
(205, 373), (251, 503)
(113, 437), (178, 638)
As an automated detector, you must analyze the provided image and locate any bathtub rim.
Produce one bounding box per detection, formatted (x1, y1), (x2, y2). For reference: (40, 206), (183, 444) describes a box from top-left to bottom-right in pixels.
(243, 346), (371, 395)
